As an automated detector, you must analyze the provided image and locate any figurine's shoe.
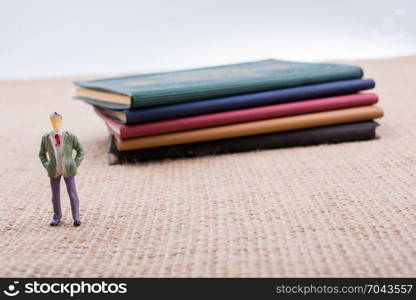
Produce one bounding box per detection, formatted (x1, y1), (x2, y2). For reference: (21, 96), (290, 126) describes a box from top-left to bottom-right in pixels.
(50, 220), (60, 226)
(73, 220), (81, 227)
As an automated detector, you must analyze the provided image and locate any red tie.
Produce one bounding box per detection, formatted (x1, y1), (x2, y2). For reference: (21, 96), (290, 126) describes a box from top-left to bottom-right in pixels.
(55, 134), (61, 147)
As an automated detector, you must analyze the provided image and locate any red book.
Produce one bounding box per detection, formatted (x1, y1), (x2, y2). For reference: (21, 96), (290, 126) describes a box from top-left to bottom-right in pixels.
(95, 93), (378, 139)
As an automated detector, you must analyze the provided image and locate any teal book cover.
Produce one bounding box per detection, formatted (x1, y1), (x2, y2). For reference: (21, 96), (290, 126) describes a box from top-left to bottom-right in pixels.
(74, 59), (363, 109)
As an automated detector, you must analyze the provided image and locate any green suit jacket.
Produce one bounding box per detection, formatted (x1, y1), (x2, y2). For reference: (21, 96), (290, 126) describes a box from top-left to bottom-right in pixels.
(39, 131), (85, 178)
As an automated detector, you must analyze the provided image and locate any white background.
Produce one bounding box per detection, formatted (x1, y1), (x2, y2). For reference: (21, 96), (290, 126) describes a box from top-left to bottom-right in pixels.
(0, 0), (415, 79)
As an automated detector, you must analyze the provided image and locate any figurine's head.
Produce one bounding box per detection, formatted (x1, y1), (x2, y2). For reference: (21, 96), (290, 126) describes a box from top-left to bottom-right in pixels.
(50, 112), (62, 131)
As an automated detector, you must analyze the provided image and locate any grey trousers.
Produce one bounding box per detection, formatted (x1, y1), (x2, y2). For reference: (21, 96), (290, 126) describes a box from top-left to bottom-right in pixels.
(50, 176), (80, 221)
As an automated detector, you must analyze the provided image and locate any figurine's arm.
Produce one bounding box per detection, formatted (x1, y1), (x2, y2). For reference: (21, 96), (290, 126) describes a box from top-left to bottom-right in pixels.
(39, 136), (49, 168)
(73, 135), (85, 167)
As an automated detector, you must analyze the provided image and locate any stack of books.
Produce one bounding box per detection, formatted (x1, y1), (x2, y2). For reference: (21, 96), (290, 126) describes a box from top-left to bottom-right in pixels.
(73, 59), (383, 164)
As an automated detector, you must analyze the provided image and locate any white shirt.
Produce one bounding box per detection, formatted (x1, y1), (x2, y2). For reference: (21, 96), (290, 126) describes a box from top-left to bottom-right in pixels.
(50, 129), (65, 175)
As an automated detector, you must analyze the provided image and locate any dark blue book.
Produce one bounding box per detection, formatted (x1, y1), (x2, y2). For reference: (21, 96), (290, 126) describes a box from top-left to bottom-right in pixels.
(80, 79), (375, 124)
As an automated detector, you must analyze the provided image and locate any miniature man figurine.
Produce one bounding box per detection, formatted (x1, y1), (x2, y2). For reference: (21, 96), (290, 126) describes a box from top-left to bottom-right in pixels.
(39, 112), (85, 227)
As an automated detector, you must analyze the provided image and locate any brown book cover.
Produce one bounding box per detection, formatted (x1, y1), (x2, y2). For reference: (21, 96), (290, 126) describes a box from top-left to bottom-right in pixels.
(115, 106), (383, 151)
(108, 122), (379, 164)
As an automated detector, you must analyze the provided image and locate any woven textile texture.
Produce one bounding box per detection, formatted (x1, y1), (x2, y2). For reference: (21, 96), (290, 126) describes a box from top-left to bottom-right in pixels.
(0, 56), (415, 277)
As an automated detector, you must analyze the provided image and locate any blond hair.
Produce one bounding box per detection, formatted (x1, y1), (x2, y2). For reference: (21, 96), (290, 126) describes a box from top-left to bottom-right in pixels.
(49, 112), (62, 120)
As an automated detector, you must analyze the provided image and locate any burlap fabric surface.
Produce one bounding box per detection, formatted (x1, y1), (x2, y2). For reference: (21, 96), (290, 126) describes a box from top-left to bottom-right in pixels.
(0, 57), (415, 277)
